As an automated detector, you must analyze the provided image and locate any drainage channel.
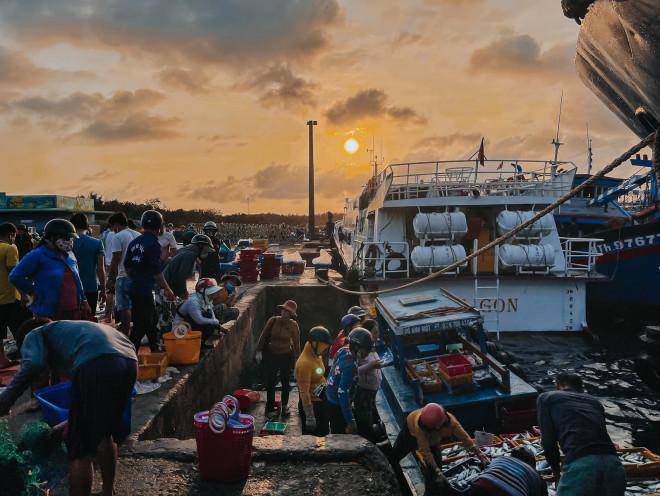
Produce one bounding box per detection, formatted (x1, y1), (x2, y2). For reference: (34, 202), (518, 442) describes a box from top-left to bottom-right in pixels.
(107, 277), (401, 496)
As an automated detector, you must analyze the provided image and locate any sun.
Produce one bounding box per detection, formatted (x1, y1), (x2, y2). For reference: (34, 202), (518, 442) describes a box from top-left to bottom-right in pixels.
(344, 138), (360, 155)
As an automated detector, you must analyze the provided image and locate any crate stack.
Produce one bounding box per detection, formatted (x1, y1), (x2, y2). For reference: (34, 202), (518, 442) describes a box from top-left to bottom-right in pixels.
(239, 248), (261, 283)
(260, 253), (281, 280)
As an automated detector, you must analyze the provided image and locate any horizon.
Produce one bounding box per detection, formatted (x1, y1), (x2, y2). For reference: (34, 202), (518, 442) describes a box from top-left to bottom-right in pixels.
(0, 1), (644, 215)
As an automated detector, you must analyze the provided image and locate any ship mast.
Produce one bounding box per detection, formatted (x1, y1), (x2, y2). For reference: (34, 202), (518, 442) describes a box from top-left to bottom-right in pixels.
(586, 123), (593, 175)
(551, 91), (564, 176)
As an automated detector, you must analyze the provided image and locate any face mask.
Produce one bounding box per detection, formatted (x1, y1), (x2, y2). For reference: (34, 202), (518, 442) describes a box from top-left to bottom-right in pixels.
(55, 238), (74, 253)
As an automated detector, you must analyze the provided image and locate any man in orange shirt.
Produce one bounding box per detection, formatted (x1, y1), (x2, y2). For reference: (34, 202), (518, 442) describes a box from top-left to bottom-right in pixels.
(391, 403), (488, 489)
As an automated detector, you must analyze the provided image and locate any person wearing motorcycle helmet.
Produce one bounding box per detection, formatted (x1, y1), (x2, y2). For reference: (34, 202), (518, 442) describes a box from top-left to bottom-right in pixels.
(124, 210), (175, 351)
(348, 305), (367, 322)
(172, 277), (224, 339)
(349, 327), (385, 442)
(10, 219), (91, 321)
(163, 234), (215, 300)
(328, 313), (361, 361)
(295, 325), (332, 435)
(200, 221), (222, 281)
(391, 402), (487, 487)
(326, 327), (372, 434)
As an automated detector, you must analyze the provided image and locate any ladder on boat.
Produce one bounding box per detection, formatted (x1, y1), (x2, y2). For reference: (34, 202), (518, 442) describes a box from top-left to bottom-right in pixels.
(473, 277), (501, 339)
(472, 242), (501, 339)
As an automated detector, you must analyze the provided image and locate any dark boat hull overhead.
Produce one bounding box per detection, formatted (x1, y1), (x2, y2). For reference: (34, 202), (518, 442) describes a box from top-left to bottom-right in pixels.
(576, 0), (660, 138)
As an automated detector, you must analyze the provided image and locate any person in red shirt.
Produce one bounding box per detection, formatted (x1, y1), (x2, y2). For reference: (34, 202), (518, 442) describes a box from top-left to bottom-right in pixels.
(328, 313), (360, 361)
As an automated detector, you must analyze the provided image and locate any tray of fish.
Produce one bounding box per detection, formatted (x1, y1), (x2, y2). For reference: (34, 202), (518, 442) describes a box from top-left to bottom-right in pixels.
(440, 442), (471, 460)
(625, 479), (660, 495)
(443, 457), (485, 491)
(500, 431), (533, 441)
(515, 437), (545, 458)
(479, 442), (515, 458)
(619, 449), (659, 465)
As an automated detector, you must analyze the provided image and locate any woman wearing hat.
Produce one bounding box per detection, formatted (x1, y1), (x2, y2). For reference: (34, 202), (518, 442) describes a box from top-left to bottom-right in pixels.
(256, 299), (300, 418)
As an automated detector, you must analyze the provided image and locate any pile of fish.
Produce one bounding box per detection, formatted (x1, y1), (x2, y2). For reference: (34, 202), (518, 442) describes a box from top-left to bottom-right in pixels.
(535, 459), (552, 476)
(625, 480), (660, 495)
(441, 443), (470, 459)
(443, 458), (484, 491)
(619, 451), (656, 465)
(480, 443), (515, 458)
(517, 438), (545, 458)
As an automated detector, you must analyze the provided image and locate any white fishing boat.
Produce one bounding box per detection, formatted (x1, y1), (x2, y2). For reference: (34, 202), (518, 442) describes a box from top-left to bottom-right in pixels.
(332, 159), (604, 334)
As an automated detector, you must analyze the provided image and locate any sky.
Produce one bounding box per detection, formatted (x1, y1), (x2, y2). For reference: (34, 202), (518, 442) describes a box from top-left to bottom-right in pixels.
(0, 0), (643, 214)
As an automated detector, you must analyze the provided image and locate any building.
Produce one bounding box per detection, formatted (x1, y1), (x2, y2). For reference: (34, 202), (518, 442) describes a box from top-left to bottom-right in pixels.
(0, 193), (112, 233)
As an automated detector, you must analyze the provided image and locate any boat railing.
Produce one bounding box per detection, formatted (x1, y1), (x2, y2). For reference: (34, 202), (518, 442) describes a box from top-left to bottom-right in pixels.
(354, 238), (410, 279)
(560, 237), (603, 276)
(382, 159), (575, 201)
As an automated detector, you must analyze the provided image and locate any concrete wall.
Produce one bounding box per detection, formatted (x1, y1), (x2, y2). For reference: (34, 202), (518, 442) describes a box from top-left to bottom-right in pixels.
(136, 282), (356, 440)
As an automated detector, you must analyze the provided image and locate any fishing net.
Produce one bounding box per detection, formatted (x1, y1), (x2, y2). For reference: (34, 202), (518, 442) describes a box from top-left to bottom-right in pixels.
(0, 420), (51, 496)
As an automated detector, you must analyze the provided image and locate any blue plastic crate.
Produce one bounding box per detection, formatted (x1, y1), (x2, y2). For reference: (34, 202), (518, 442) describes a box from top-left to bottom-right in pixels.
(34, 381), (134, 435)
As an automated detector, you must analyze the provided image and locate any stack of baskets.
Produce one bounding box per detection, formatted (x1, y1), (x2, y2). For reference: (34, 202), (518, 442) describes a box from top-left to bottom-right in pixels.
(239, 248), (261, 283)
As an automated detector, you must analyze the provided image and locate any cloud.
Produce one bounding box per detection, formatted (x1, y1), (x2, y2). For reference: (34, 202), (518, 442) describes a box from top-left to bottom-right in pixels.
(392, 32), (426, 50)
(469, 34), (573, 77)
(157, 67), (210, 94)
(188, 163), (366, 204)
(405, 132), (482, 161)
(0, 46), (92, 87)
(10, 88), (178, 143)
(0, 1), (343, 66)
(325, 89), (426, 125)
(235, 64), (317, 109)
(76, 113), (180, 143)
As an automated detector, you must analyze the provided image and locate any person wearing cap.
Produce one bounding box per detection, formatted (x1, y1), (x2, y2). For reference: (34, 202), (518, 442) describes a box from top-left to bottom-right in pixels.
(10, 219), (91, 321)
(329, 313), (361, 361)
(295, 325), (332, 435)
(124, 210), (175, 352)
(70, 213), (106, 317)
(172, 278), (225, 339)
(391, 403), (488, 488)
(163, 234), (215, 300)
(353, 327), (384, 442)
(256, 300), (300, 418)
(348, 305), (368, 322)
(200, 221), (223, 281)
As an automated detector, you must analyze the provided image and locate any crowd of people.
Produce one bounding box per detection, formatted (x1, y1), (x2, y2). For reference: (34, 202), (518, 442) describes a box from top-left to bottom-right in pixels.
(0, 210), (244, 496)
(0, 210), (628, 496)
(255, 300), (626, 496)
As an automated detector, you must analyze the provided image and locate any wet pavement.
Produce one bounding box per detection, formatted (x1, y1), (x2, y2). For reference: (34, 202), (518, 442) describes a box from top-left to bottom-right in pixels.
(500, 332), (660, 452)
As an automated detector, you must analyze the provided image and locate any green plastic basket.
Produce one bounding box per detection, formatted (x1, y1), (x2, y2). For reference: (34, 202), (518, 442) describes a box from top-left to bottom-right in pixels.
(262, 421), (287, 434)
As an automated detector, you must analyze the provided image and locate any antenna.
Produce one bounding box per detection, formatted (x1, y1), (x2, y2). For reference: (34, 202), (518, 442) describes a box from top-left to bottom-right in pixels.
(586, 123), (593, 175)
(551, 90), (564, 166)
(367, 136), (378, 177)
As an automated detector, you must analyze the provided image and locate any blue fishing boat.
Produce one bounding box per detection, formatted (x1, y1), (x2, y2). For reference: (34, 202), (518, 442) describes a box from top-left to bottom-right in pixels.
(374, 285), (538, 495)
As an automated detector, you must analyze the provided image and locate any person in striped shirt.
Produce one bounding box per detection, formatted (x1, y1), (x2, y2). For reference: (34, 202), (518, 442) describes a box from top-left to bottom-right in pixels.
(470, 446), (547, 496)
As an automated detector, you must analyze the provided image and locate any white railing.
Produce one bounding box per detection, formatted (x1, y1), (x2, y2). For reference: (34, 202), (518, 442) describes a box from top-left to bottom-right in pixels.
(560, 237), (603, 275)
(382, 159), (576, 201)
(355, 240), (410, 279)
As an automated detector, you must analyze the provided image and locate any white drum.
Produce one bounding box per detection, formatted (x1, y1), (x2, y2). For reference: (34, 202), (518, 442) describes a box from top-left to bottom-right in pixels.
(413, 212), (467, 240)
(498, 244), (555, 269)
(411, 245), (468, 270)
(496, 211), (554, 238)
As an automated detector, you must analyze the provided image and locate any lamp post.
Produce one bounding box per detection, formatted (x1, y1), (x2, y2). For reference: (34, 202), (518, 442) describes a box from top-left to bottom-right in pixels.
(307, 120), (317, 240)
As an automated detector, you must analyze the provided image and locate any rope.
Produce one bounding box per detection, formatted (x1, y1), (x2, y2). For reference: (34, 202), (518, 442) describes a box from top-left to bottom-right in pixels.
(321, 131), (657, 296)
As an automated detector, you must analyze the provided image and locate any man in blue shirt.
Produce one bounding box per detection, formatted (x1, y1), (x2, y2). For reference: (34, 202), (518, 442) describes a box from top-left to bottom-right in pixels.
(124, 210), (174, 351)
(70, 213), (105, 316)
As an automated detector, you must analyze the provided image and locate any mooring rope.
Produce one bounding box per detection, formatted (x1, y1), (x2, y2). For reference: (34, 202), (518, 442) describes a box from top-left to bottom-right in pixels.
(320, 131), (657, 296)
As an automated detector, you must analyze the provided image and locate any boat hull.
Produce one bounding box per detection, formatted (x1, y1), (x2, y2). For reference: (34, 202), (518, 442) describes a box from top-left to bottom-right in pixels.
(589, 221), (660, 320)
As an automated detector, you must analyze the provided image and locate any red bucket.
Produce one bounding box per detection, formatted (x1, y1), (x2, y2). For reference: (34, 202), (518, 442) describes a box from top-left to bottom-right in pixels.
(233, 389), (260, 412)
(193, 411), (255, 482)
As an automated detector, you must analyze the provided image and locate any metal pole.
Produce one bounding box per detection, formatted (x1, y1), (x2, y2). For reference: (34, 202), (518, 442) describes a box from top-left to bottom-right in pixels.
(307, 120), (318, 240)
